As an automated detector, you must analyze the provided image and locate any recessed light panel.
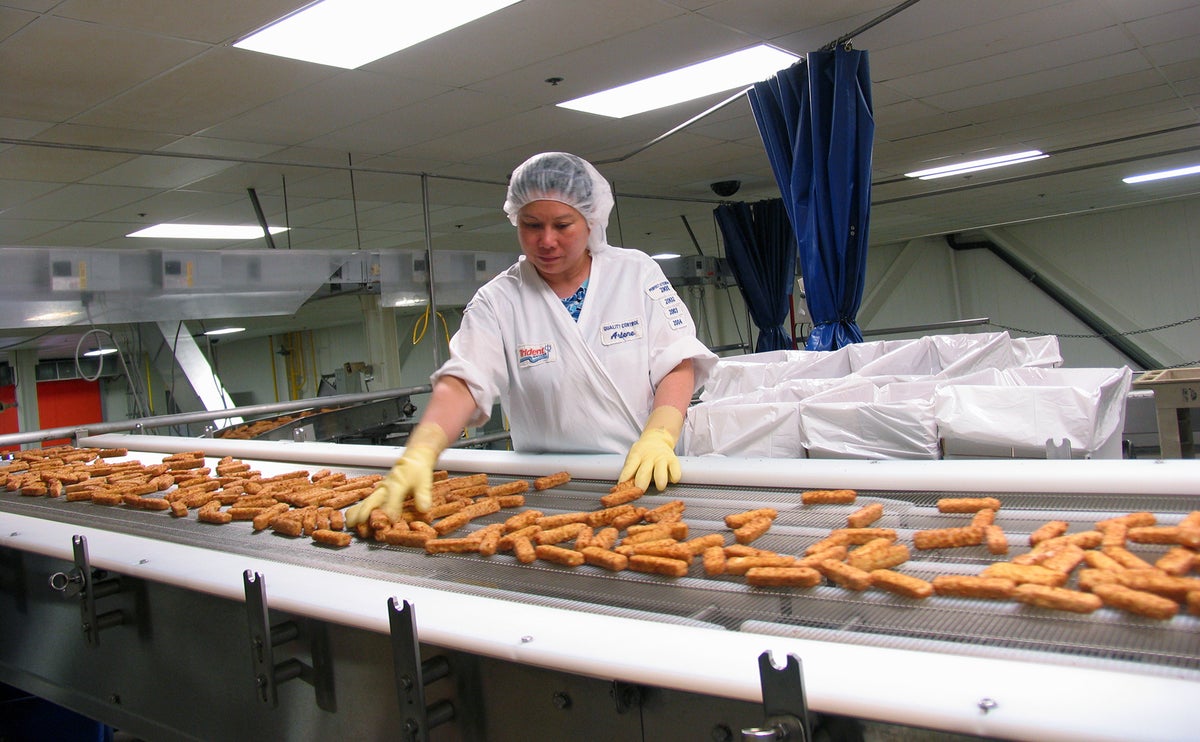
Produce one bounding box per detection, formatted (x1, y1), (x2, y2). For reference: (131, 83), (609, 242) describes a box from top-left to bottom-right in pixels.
(128, 225), (288, 239)
(558, 44), (800, 119)
(905, 151), (1047, 180)
(234, 0), (521, 69)
(1123, 164), (1200, 184)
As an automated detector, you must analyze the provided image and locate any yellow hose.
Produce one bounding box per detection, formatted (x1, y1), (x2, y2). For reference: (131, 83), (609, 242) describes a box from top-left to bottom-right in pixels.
(412, 305), (452, 347)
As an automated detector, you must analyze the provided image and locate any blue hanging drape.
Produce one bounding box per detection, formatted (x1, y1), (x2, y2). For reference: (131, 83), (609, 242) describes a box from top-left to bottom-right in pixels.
(748, 47), (874, 351)
(715, 199), (796, 353)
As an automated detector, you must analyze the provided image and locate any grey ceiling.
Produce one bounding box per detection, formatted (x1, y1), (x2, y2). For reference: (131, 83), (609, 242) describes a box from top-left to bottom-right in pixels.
(2, 0), (1198, 360)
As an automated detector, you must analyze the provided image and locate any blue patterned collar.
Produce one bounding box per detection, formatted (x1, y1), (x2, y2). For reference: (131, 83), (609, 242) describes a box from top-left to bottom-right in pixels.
(561, 278), (589, 321)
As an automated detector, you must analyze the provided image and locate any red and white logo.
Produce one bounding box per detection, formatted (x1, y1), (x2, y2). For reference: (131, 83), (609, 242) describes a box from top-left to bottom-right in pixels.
(517, 343), (554, 368)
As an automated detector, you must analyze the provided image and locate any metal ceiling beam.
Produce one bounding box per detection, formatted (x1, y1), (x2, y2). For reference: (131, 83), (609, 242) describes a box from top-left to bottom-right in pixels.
(247, 188), (277, 250)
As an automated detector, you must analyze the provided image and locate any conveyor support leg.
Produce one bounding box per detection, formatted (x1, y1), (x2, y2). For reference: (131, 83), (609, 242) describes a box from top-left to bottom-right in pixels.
(47, 534), (126, 647)
(242, 570), (336, 712)
(742, 651), (810, 741)
(388, 597), (454, 742)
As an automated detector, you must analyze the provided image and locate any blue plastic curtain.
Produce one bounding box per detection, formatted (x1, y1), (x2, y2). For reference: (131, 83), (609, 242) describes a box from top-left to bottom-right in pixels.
(748, 47), (874, 351)
(714, 199), (796, 352)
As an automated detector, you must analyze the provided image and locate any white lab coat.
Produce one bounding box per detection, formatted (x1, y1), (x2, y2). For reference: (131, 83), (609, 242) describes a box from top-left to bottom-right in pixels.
(433, 245), (717, 454)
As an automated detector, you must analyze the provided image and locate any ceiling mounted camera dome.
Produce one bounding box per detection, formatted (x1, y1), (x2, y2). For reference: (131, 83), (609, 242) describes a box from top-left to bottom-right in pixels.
(710, 180), (741, 197)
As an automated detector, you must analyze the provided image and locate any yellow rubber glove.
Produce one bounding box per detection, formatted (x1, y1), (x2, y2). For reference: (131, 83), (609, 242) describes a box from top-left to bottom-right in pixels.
(618, 406), (685, 492)
(346, 423), (448, 526)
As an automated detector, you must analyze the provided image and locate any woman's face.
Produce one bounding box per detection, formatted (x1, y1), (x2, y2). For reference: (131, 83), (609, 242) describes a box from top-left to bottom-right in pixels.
(516, 200), (591, 285)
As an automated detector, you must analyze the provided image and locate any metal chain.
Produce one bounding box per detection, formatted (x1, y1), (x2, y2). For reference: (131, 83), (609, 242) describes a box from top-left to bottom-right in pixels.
(983, 315), (1200, 369)
(986, 313), (1199, 339)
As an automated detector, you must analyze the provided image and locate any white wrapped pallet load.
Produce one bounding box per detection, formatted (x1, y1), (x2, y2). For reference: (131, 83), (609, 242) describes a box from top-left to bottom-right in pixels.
(683, 402), (803, 458)
(700, 376), (877, 408)
(698, 350), (853, 400)
(1011, 334), (1064, 368)
(933, 367), (1132, 459)
(854, 335), (942, 377)
(930, 332), (1020, 377)
(689, 332), (1096, 460)
(700, 332), (1061, 401)
(797, 398), (940, 459)
(685, 377), (877, 457)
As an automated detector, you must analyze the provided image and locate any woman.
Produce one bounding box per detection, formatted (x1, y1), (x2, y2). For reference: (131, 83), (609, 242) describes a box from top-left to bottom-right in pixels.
(348, 152), (716, 525)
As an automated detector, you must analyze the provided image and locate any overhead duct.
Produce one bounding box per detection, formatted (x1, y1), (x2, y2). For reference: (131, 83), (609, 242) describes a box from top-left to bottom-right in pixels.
(0, 248), (355, 331)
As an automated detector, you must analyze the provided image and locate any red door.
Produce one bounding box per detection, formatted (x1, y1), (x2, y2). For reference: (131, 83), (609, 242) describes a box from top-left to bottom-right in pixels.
(0, 378), (103, 452)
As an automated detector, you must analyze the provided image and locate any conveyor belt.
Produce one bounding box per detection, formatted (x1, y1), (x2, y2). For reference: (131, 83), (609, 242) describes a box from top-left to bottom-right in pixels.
(4, 464), (1198, 683)
(5, 437), (1200, 740)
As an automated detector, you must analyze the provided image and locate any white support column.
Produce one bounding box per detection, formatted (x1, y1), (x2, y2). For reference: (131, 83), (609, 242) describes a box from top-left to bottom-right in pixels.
(360, 294), (402, 389)
(860, 237), (926, 327)
(12, 349), (40, 449)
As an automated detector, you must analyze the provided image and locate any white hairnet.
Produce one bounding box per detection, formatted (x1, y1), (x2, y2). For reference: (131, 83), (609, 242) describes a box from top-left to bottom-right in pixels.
(503, 152), (614, 252)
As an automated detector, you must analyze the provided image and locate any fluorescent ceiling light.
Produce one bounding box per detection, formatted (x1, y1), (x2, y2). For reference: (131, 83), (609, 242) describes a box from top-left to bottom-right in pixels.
(83, 348), (119, 357)
(652, 253), (681, 261)
(1123, 164), (1200, 184)
(204, 327), (246, 337)
(233, 0), (520, 69)
(128, 224), (288, 239)
(558, 44), (800, 119)
(905, 150), (1048, 180)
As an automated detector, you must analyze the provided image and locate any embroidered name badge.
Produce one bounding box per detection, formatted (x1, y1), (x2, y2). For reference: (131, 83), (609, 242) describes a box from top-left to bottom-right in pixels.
(645, 280), (674, 300)
(601, 318), (643, 346)
(659, 292), (690, 330)
(660, 293), (682, 317)
(517, 343), (555, 368)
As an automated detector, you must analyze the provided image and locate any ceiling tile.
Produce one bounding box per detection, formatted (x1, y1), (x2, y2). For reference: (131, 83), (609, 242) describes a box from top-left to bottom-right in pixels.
(36, 122), (179, 150)
(71, 46), (337, 134)
(365, 0), (684, 89)
(0, 5), (36, 42)
(0, 115), (53, 138)
(923, 50), (1150, 111)
(53, 0), (305, 44)
(0, 144), (134, 182)
(2, 183), (158, 220)
(0, 177), (60, 209)
(82, 154), (242, 189)
(199, 71), (451, 147)
(1, 15), (207, 120)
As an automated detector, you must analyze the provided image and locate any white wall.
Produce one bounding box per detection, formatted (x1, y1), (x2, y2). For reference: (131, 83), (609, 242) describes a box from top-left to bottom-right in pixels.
(859, 195), (1200, 370)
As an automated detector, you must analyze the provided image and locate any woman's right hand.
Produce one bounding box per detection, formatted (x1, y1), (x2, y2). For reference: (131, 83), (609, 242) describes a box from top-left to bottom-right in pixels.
(345, 424), (447, 526)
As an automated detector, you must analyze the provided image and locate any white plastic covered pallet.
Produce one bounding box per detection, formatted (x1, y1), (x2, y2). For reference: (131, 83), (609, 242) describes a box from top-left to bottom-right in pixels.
(684, 332), (1130, 460)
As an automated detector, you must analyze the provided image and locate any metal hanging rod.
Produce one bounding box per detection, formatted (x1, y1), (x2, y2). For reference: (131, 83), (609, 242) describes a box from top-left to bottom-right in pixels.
(821, 0), (924, 51)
